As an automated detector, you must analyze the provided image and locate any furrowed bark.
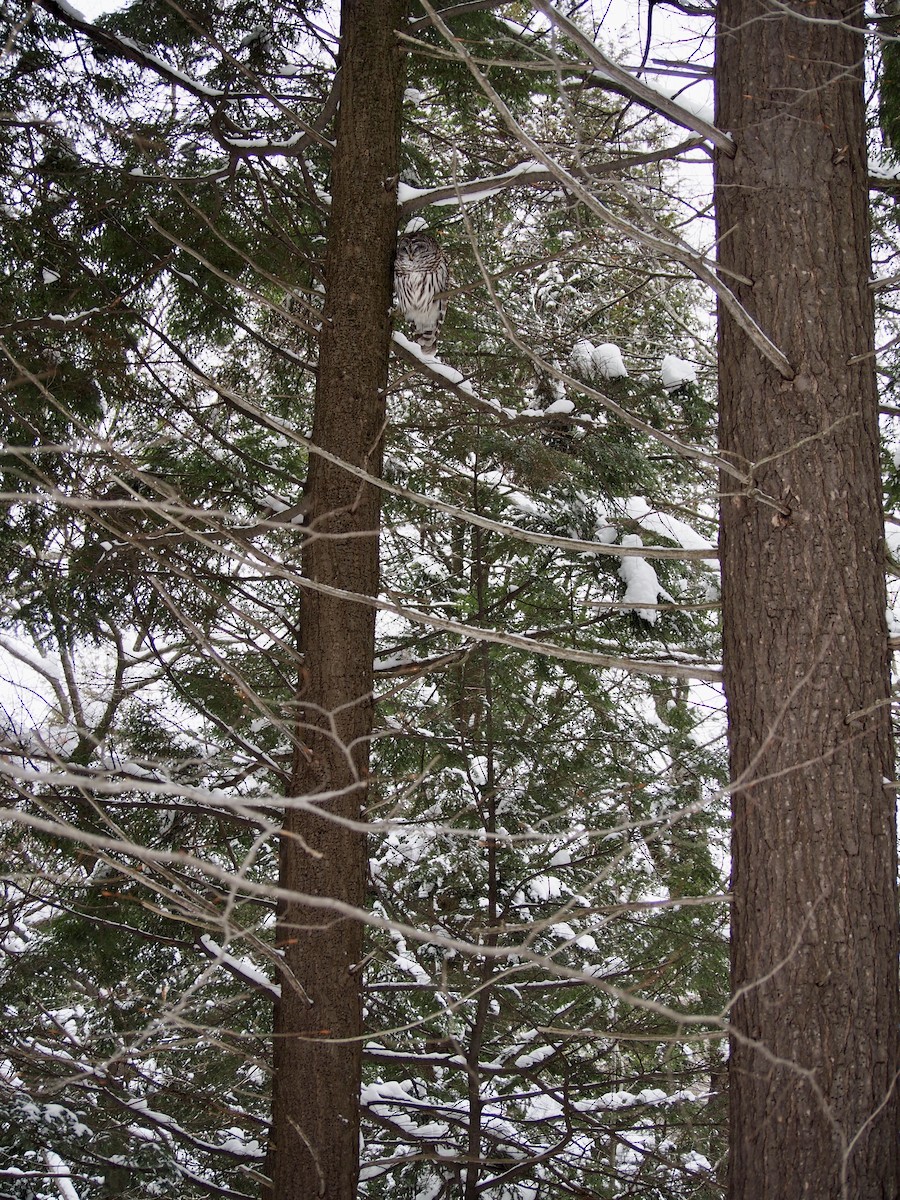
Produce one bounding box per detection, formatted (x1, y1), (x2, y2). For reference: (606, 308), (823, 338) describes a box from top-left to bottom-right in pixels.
(715, 3), (900, 1196)
(263, 2), (407, 1196)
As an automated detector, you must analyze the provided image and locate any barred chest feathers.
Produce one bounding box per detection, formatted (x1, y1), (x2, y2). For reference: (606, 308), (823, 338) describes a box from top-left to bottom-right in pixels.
(394, 231), (450, 357)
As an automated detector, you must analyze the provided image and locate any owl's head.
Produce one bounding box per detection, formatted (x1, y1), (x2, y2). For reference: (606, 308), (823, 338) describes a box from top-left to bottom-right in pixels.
(395, 230), (440, 269)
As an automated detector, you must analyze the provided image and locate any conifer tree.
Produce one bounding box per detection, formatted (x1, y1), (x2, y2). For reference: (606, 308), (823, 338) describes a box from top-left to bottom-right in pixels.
(7, 3), (867, 1197)
(716, 1), (900, 1192)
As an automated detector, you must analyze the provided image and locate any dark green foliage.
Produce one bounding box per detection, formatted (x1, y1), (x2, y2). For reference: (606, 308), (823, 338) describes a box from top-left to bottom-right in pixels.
(0, 2), (730, 1196)
(878, 3), (900, 155)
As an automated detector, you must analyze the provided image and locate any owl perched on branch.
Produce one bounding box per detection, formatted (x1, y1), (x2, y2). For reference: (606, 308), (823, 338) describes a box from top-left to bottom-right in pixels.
(394, 229), (449, 357)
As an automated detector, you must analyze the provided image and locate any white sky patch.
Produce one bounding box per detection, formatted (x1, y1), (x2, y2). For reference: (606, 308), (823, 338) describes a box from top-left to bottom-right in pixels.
(599, 1), (715, 246)
(0, 635), (66, 750)
(0, 634), (63, 684)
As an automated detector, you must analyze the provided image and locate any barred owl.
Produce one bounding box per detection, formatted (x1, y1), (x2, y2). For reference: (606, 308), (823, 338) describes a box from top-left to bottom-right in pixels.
(394, 230), (449, 356)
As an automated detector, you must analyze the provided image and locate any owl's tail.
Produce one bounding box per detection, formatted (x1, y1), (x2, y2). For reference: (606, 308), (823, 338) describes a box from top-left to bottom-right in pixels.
(416, 325), (440, 356)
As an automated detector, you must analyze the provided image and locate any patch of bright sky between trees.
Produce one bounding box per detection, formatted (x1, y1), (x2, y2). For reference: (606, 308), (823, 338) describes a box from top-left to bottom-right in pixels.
(74, 0), (717, 266)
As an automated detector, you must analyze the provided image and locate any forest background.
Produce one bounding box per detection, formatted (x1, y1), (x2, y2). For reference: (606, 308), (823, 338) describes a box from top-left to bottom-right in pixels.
(1, 1), (899, 1198)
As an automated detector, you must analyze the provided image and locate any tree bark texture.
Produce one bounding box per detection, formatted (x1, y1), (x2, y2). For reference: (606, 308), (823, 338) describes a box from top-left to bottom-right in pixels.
(715, 3), (900, 1197)
(265, 2), (406, 1197)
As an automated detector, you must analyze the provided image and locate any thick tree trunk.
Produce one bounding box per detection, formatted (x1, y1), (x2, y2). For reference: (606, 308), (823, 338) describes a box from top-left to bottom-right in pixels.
(715, 3), (900, 1197)
(264, 3), (406, 1197)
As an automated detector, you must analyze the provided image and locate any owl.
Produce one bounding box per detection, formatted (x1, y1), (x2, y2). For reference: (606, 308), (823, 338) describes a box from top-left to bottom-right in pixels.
(394, 230), (449, 357)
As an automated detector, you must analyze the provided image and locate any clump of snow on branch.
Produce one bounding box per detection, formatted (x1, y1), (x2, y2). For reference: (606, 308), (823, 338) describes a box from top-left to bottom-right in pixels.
(641, 72), (716, 126)
(592, 342), (628, 378)
(617, 534), (674, 624)
(624, 497), (716, 560)
(660, 353), (697, 390)
(199, 935), (279, 999)
(534, 262), (569, 312)
(542, 369), (567, 406)
(570, 339), (595, 379)
(885, 524), (900, 560)
(569, 339), (628, 381)
(239, 24), (270, 49)
(396, 182), (431, 206)
(392, 330), (508, 413)
(544, 396), (575, 415)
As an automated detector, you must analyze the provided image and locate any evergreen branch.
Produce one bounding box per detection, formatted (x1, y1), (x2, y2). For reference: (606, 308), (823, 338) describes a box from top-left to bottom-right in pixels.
(528, 0), (733, 154)
(421, 0), (796, 382)
(33, 0), (224, 100)
(0, 797), (728, 1029)
(398, 140), (709, 215)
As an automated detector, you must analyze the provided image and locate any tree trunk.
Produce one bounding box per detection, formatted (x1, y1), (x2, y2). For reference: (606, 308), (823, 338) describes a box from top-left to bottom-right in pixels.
(264, 2), (406, 1196)
(715, 3), (900, 1197)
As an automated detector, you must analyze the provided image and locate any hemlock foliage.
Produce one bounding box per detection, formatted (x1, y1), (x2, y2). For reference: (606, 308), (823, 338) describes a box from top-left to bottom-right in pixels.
(5, 1), (892, 1196)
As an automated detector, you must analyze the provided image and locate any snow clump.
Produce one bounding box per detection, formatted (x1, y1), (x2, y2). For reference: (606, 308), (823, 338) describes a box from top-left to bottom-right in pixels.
(592, 343), (628, 379)
(569, 339), (628, 381)
(660, 354), (697, 390)
(617, 535), (674, 624)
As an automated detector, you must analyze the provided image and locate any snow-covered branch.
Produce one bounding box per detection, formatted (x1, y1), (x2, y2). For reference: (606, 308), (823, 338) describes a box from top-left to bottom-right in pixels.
(34, 0), (224, 100)
(528, 0), (733, 154)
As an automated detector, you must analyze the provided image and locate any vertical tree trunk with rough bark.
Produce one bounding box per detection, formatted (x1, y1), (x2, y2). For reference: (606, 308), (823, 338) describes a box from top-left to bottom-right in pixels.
(264, 3), (406, 1197)
(715, 3), (900, 1196)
